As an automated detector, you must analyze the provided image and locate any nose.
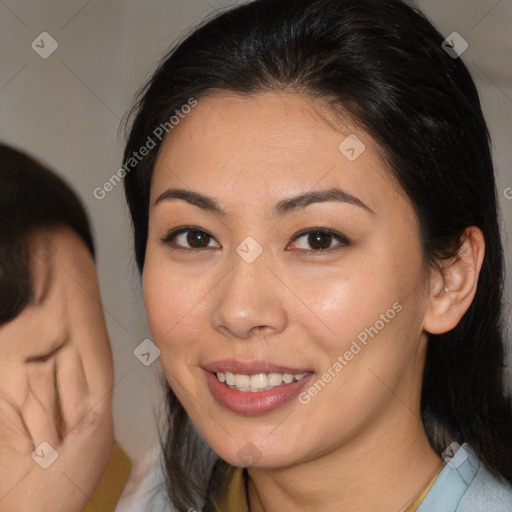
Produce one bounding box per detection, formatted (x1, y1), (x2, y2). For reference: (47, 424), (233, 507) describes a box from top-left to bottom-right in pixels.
(210, 247), (288, 340)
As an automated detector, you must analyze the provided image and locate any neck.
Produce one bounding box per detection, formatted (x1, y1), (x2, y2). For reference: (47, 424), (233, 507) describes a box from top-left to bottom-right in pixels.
(247, 404), (442, 512)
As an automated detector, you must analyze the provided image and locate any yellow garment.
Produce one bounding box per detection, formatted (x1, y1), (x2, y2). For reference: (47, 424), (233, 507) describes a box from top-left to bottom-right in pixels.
(404, 462), (445, 511)
(213, 462), (445, 512)
(212, 466), (247, 512)
(82, 442), (132, 512)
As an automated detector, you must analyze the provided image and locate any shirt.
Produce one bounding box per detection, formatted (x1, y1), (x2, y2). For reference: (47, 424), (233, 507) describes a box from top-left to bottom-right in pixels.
(416, 443), (512, 511)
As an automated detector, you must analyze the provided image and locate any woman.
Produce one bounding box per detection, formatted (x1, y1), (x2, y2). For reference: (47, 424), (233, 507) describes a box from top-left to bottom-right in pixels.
(122, 0), (512, 510)
(0, 144), (132, 511)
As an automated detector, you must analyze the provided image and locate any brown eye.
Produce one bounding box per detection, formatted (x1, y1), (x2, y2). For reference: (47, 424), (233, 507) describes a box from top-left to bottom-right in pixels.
(186, 230), (211, 248)
(307, 232), (332, 250)
(161, 227), (221, 251)
(289, 228), (350, 253)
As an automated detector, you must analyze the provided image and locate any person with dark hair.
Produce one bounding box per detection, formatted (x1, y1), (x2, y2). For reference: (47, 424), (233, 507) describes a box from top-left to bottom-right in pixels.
(121, 0), (512, 510)
(0, 144), (132, 511)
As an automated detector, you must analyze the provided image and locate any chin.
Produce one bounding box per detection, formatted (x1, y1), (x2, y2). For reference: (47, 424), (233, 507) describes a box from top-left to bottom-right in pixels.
(208, 438), (300, 469)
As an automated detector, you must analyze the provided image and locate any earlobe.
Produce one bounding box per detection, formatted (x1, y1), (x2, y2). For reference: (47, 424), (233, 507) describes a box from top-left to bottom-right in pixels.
(423, 226), (485, 335)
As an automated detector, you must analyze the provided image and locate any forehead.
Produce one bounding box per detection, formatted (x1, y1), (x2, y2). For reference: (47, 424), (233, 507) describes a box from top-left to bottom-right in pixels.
(151, 91), (400, 213)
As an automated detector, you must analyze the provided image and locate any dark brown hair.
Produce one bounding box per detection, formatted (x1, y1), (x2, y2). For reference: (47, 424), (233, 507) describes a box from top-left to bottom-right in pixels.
(122, 0), (512, 509)
(0, 144), (94, 325)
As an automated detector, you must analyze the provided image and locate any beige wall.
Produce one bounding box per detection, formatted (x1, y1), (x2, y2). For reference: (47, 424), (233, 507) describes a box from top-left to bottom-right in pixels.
(1, 0), (510, 467)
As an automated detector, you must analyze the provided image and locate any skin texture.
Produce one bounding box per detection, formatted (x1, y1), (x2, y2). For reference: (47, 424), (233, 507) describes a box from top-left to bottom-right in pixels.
(142, 91), (485, 511)
(0, 225), (114, 511)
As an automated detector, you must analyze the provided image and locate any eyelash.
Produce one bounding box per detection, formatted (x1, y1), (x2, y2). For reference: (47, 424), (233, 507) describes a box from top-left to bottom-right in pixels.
(160, 225), (350, 255)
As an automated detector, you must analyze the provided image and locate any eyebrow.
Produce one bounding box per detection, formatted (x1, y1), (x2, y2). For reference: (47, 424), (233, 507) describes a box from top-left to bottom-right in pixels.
(153, 186), (375, 217)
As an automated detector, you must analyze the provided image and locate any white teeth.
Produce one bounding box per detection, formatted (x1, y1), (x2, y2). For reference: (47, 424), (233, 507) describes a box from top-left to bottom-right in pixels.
(215, 371), (309, 392)
(268, 373), (283, 386)
(234, 374), (250, 388)
(249, 373), (267, 389)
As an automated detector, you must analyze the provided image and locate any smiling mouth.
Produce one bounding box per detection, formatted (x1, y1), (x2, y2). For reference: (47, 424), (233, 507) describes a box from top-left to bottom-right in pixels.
(215, 371), (310, 392)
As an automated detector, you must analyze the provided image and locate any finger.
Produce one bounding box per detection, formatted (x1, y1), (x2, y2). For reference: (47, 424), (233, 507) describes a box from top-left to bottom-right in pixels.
(61, 255), (114, 400)
(56, 344), (89, 435)
(0, 362), (33, 456)
(0, 396), (33, 455)
(23, 360), (61, 449)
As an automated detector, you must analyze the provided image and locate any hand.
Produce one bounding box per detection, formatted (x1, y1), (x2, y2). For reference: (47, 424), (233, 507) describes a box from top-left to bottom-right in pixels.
(0, 345), (113, 512)
(0, 227), (115, 512)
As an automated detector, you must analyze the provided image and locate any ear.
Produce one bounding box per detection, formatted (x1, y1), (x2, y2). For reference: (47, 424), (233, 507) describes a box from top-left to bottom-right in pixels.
(423, 226), (485, 335)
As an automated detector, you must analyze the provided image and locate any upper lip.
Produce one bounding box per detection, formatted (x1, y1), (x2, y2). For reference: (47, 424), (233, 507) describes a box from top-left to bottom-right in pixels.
(203, 359), (313, 375)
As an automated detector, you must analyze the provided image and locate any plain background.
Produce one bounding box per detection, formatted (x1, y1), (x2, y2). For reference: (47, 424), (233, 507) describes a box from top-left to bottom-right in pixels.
(1, 0), (511, 471)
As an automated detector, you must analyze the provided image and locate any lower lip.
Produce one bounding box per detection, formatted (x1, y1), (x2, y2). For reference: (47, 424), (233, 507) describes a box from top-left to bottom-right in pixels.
(204, 370), (314, 415)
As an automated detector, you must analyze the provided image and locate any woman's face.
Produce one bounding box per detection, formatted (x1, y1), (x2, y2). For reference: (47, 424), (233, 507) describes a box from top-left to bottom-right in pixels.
(143, 91), (433, 467)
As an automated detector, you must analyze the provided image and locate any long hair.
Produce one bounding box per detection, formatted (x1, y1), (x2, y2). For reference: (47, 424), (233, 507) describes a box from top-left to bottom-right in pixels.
(122, 0), (512, 509)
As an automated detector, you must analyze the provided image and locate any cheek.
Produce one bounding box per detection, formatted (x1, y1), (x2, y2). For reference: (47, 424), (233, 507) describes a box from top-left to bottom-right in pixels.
(142, 266), (203, 405)
(301, 259), (395, 349)
(302, 246), (425, 379)
(142, 258), (208, 358)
